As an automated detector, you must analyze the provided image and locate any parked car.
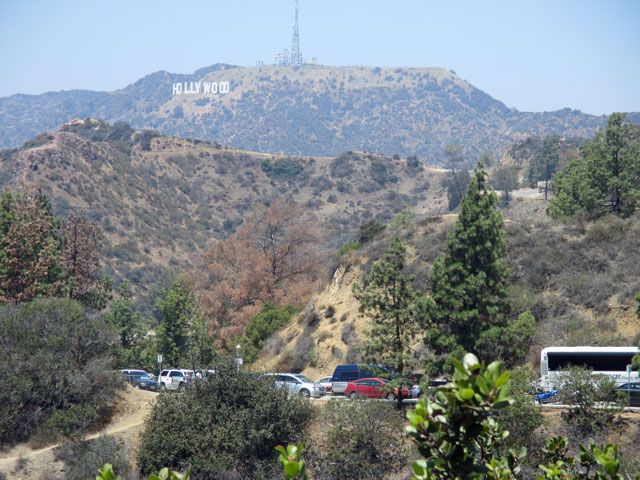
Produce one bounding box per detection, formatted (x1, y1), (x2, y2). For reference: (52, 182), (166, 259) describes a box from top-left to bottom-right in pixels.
(411, 378), (448, 399)
(122, 371), (158, 391)
(265, 373), (326, 398)
(615, 383), (640, 406)
(316, 376), (333, 393)
(344, 377), (410, 401)
(536, 389), (559, 404)
(331, 364), (392, 394)
(121, 368), (150, 377)
(158, 369), (188, 392)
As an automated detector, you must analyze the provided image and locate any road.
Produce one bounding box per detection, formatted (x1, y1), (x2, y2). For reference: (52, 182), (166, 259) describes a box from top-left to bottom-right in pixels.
(510, 188), (545, 199)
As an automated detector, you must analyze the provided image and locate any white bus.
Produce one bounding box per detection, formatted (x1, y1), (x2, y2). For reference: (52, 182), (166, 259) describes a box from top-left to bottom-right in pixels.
(540, 346), (639, 391)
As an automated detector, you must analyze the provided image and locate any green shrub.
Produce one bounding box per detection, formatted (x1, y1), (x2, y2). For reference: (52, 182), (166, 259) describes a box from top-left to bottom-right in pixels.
(338, 241), (360, 256)
(54, 435), (132, 480)
(0, 298), (122, 446)
(357, 219), (385, 244)
(556, 367), (623, 437)
(309, 399), (408, 479)
(137, 358), (313, 478)
(240, 302), (302, 363)
(261, 157), (304, 180)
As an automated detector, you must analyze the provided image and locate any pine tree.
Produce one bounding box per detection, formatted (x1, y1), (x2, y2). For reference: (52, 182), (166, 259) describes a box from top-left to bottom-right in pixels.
(548, 113), (640, 219)
(527, 135), (560, 200)
(353, 236), (431, 380)
(0, 188), (64, 303)
(427, 164), (512, 371)
(61, 210), (103, 302)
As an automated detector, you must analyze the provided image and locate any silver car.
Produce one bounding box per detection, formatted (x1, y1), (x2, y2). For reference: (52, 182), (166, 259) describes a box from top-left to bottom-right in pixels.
(266, 373), (326, 398)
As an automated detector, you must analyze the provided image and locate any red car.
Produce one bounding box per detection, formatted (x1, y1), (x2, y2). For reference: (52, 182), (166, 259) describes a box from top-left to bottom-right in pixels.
(344, 377), (409, 401)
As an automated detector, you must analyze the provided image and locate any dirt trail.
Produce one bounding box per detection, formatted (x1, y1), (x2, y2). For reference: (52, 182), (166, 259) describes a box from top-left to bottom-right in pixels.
(0, 386), (157, 478)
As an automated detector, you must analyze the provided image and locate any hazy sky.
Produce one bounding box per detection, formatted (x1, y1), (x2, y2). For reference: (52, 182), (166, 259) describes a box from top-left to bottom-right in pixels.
(1, 0), (639, 115)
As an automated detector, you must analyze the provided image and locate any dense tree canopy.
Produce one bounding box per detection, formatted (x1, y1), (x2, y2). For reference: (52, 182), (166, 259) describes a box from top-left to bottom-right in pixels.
(155, 277), (202, 368)
(548, 113), (640, 219)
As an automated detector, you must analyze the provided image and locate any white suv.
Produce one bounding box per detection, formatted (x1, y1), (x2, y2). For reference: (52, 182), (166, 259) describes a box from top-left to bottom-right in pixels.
(158, 369), (189, 391)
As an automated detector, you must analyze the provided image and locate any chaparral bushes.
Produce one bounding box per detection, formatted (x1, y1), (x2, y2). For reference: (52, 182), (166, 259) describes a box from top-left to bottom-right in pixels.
(0, 298), (122, 446)
(137, 358), (313, 479)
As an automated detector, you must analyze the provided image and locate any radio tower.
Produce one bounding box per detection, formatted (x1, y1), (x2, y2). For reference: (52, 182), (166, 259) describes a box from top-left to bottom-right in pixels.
(290, 0), (302, 65)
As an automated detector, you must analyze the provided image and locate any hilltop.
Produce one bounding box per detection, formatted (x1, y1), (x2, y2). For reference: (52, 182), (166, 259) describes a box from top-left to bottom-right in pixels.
(2, 64), (637, 162)
(0, 119), (448, 303)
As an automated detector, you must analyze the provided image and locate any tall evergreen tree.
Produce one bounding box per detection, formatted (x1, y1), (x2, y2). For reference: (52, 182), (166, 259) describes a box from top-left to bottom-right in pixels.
(61, 210), (103, 302)
(527, 135), (560, 200)
(426, 164), (513, 372)
(353, 236), (431, 378)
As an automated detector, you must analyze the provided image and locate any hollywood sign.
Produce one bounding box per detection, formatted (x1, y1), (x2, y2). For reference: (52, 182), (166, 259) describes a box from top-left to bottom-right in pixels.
(172, 81), (230, 95)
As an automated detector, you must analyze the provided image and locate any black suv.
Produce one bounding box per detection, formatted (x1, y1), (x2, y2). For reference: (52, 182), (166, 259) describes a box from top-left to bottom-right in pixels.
(121, 370), (158, 391)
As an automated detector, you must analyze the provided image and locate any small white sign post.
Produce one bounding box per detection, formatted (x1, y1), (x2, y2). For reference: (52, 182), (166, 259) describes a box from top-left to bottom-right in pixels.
(627, 365), (632, 408)
(235, 345), (242, 371)
(158, 354), (163, 379)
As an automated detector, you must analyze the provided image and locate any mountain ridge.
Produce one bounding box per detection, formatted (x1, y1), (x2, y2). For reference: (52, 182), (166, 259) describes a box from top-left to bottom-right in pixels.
(0, 119), (449, 305)
(2, 64), (635, 162)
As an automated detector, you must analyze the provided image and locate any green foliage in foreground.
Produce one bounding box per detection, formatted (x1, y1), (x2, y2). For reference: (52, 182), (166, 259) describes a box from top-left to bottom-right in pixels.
(98, 463), (191, 480)
(280, 353), (639, 480)
(137, 358), (313, 478)
(276, 443), (308, 480)
(97, 353), (639, 480)
(240, 301), (303, 363)
(407, 353), (523, 479)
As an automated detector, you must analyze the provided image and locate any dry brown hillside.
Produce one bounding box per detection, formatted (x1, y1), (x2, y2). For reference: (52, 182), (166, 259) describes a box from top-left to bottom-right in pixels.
(255, 198), (640, 380)
(0, 119), (449, 306)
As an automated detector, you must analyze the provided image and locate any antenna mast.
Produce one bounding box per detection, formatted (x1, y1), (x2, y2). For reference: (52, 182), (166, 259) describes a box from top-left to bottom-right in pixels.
(290, 0), (302, 65)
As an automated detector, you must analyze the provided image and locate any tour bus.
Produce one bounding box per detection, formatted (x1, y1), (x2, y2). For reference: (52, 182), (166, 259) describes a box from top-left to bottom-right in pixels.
(539, 346), (639, 391)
